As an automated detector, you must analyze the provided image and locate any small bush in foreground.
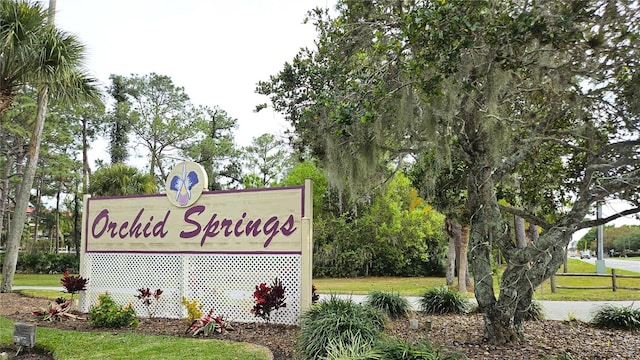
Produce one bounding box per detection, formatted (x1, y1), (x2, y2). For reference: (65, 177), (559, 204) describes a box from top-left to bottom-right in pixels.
(375, 339), (467, 360)
(298, 295), (386, 360)
(365, 291), (412, 319)
(323, 332), (381, 359)
(186, 308), (234, 336)
(251, 277), (287, 322)
(32, 299), (78, 321)
(522, 300), (545, 321)
(419, 287), (469, 314)
(88, 292), (138, 329)
(181, 296), (204, 324)
(590, 304), (640, 330)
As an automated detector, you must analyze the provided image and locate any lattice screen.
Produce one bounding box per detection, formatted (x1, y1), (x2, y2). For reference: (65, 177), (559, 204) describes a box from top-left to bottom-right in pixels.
(79, 253), (302, 325)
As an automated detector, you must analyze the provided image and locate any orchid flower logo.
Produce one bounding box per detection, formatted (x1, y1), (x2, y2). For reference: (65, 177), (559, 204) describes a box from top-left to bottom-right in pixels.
(170, 163), (200, 206)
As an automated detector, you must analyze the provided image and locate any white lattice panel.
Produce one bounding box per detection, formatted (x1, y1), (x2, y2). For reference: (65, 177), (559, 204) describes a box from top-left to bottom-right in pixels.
(80, 253), (302, 325)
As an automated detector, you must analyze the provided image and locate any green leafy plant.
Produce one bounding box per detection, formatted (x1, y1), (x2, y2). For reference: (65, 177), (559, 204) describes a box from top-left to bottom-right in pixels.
(185, 308), (234, 336)
(136, 287), (163, 318)
(590, 304), (640, 330)
(419, 286), (469, 314)
(60, 271), (88, 300)
(364, 291), (412, 319)
(88, 292), (138, 329)
(375, 339), (467, 360)
(298, 295), (386, 360)
(32, 299), (78, 321)
(181, 296), (203, 324)
(251, 277), (286, 322)
(323, 331), (381, 360)
(522, 300), (545, 321)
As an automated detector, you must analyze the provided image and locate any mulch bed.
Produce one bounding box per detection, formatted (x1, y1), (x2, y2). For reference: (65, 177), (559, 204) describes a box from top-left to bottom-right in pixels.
(1, 293), (639, 359)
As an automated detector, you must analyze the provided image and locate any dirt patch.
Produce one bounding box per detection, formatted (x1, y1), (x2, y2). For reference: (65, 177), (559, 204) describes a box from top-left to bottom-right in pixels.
(1, 293), (639, 359)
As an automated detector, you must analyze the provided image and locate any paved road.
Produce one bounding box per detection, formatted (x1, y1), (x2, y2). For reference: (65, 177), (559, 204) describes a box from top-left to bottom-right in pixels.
(577, 257), (640, 272)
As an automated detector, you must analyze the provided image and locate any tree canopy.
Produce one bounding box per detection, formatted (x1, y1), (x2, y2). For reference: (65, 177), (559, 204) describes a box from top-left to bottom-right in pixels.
(259, 0), (640, 343)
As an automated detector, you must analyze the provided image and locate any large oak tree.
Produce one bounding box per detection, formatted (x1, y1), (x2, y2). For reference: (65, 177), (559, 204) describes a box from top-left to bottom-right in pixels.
(259, 0), (640, 343)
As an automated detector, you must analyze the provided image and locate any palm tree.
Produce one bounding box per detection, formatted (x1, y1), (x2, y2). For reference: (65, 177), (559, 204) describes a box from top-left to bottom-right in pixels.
(88, 163), (157, 197)
(0, 0), (100, 293)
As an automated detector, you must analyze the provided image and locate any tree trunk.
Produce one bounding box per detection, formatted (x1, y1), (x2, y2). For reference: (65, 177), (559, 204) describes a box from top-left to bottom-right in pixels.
(0, 86), (49, 293)
(0, 156), (13, 247)
(445, 218), (459, 285)
(459, 225), (469, 293)
(515, 216), (527, 248)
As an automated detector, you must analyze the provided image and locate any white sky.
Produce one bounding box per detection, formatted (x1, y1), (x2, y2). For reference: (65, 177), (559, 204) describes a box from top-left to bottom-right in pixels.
(48, 0), (332, 162)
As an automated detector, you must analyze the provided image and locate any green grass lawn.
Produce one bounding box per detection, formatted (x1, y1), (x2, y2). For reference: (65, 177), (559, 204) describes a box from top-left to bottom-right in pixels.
(4, 259), (639, 301)
(0, 317), (269, 360)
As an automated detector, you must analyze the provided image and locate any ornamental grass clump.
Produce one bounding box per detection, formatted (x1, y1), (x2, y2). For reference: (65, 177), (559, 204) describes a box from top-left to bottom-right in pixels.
(364, 291), (412, 319)
(522, 300), (545, 321)
(375, 339), (467, 360)
(590, 304), (640, 331)
(419, 286), (469, 314)
(88, 292), (138, 329)
(297, 295), (386, 360)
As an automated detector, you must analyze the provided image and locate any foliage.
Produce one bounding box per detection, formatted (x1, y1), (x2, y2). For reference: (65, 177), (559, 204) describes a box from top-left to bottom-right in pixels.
(374, 339), (466, 360)
(590, 304), (640, 331)
(88, 163), (157, 196)
(15, 253), (79, 274)
(185, 308), (234, 336)
(364, 291), (411, 319)
(259, 0), (640, 343)
(251, 277), (287, 322)
(136, 287), (163, 318)
(323, 332), (381, 360)
(312, 172), (447, 278)
(419, 287), (469, 315)
(297, 295), (386, 360)
(522, 301), (545, 321)
(32, 299), (77, 321)
(60, 271), (88, 299)
(181, 296), (203, 324)
(88, 292), (138, 329)
(242, 133), (293, 188)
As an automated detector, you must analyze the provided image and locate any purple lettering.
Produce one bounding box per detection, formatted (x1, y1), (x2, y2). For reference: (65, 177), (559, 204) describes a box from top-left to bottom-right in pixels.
(262, 216), (280, 248)
(201, 214), (220, 246)
(280, 215), (297, 235)
(181, 206), (205, 239)
(118, 221), (130, 239)
(143, 215), (154, 237)
(129, 209), (145, 237)
(153, 211), (170, 237)
(245, 219), (262, 236)
(221, 218), (233, 236)
(234, 212), (247, 236)
(91, 209), (110, 238)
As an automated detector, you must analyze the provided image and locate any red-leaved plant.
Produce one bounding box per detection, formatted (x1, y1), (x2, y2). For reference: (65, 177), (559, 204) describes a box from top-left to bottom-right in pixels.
(136, 287), (163, 318)
(32, 299), (78, 321)
(251, 277), (286, 322)
(185, 308), (233, 336)
(60, 271), (88, 300)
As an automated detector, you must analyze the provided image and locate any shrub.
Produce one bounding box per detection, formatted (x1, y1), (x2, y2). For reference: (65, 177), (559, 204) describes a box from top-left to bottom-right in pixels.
(88, 292), (138, 329)
(522, 300), (545, 321)
(323, 332), (380, 360)
(591, 304), (640, 330)
(185, 308), (233, 336)
(136, 287), (163, 318)
(32, 299), (78, 321)
(251, 277), (286, 322)
(297, 295), (386, 360)
(419, 287), (469, 314)
(60, 271), (88, 300)
(181, 296), (203, 324)
(364, 291), (412, 319)
(375, 339), (467, 360)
